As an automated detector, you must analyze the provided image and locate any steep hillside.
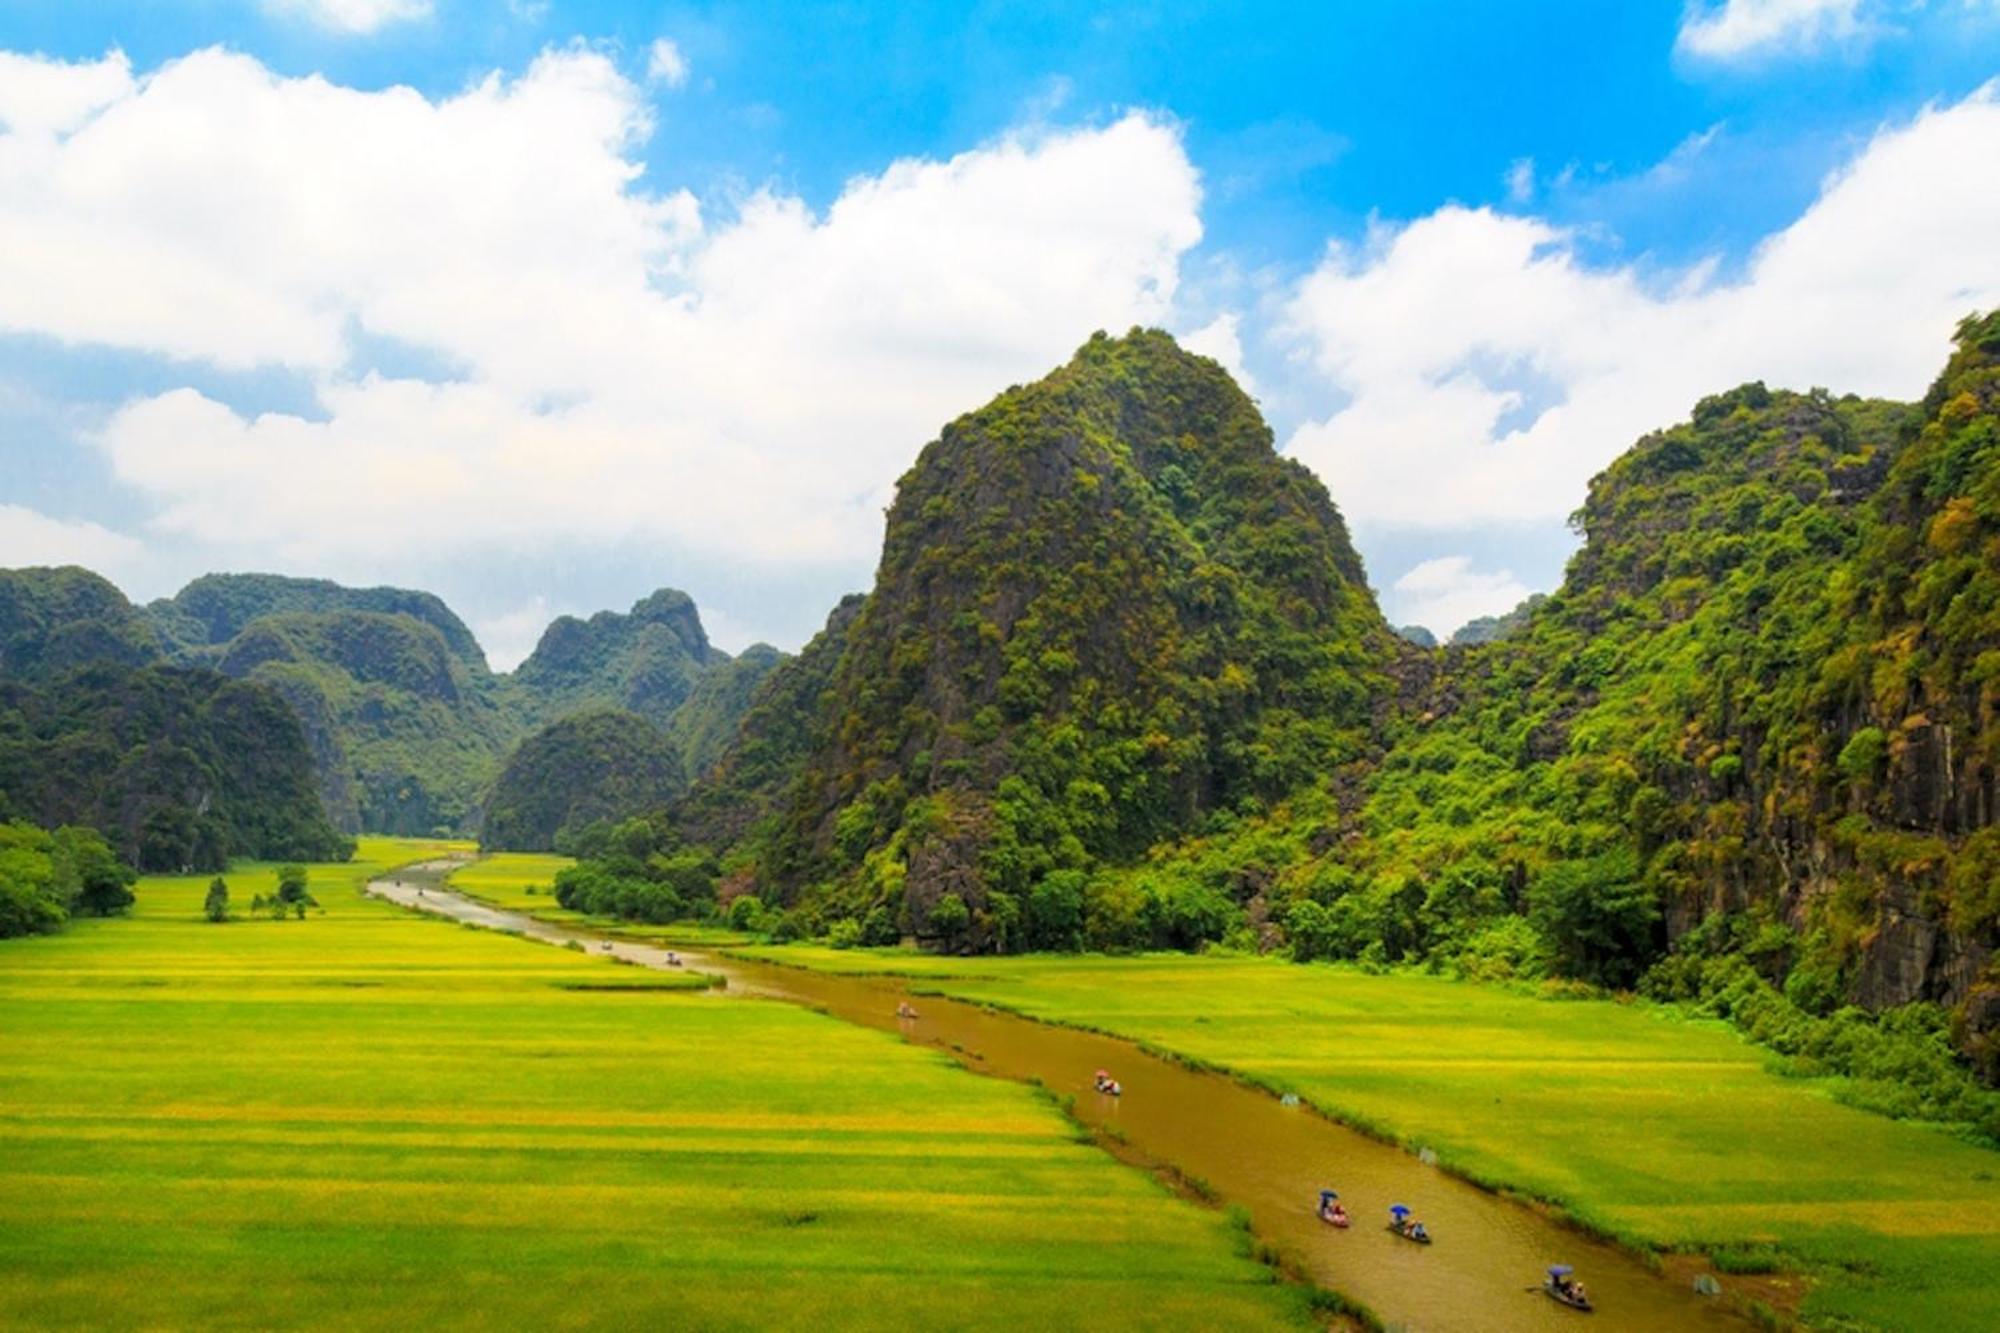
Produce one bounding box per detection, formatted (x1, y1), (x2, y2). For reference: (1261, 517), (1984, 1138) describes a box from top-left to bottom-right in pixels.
(149, 573), (488, 669)
(0, 663), (348, 870)
(1134, 312), (1997, 1073)
(672, 595), (865, 856)
(666, 642), (786, 780)
(482, 708), (685, 852)
(510, 588), (726, 726)
(682, 330), (1399, 938)
(0, 567), (161, 679)
(209, 610), (523, 835)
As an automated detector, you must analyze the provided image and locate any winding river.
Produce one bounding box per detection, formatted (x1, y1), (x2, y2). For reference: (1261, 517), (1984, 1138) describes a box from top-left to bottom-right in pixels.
(370, 867), (1750, 1332)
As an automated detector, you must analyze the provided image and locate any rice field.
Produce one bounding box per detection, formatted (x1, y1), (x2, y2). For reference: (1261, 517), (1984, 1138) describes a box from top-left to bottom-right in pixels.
(0, 842), (1307, 1331)
(719, 946), (2000, 1331)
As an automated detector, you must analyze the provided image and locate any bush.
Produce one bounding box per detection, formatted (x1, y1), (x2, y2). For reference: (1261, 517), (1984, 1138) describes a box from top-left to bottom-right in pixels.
(727, 895), (767, 932)
(1526, 847), (1660, 988)
(825, 918), (862, 949)
(859, 904), (900, 947)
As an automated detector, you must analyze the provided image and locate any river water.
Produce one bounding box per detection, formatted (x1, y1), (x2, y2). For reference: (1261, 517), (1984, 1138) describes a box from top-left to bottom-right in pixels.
(370, 870), (1748, 1332)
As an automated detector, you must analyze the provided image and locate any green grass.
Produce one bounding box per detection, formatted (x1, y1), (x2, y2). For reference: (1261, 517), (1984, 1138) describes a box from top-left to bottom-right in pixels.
(0, 842), (1305, 1330)
(720, 946), (2000, 1332)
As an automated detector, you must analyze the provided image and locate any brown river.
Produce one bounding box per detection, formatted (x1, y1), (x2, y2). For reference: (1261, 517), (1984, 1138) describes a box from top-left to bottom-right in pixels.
(371, 868), (1750, 1332)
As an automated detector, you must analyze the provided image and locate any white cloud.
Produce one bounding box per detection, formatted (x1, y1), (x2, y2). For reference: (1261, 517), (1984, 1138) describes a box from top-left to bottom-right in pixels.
(1282, 84), (2000, 532)
(1387, 556), (1532, 638)
(0, 46), (1201, 635)
(470, 595), (552, 673)
(262, 0), (433, 34)
(1677, 0), (1864, 60)
(0, 50), (133, 135)
(646, 38), (689, 89)
(0, 505), (146, 576)
(1504, 156), (1534, 204)
(1179, 312), (1257, 397)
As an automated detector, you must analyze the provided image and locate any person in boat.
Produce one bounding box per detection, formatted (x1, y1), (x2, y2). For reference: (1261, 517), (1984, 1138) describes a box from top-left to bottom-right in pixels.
(1316, 1190), (1347, 1225)
(666, 951), (680, 966)
(1411, 1220), (1429, 1241)
(895, 1000), (919, 1019)
(1093, 1069), (1122, 1095)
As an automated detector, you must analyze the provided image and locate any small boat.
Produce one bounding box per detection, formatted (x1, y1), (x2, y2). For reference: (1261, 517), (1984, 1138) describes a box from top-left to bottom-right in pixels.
(1316, 1189), (1349, 1228)
(1092, 1068), (1122, 1096)
(1544, 1265), (1592, 1312)
(1387, 1204), (1431, 1244)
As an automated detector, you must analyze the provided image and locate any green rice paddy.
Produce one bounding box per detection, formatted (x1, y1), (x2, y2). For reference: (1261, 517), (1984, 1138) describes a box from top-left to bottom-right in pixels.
(719, 946), (2000, 1331)
(0, 842), (1305, 1330)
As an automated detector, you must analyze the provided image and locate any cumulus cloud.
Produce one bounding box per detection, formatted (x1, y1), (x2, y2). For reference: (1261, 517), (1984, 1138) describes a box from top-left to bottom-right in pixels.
(0, 46), (1202, 624)
(1282, 84), (2000, 532)
(262, 0), (434, 34)
(1677, 0), (1864, 60)
(0, 505), (146, 576)
(1179, 312), (1258, 397)
(646, 38), (689, 88)
(1387, 556), (1532, 638)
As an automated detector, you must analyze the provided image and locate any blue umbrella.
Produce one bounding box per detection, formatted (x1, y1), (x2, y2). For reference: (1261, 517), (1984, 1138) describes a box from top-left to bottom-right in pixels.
(1548, 1264), (1574, 1277)
(1319, 1189), (1338, 1203)
(1389, 1203), (1410, 1218)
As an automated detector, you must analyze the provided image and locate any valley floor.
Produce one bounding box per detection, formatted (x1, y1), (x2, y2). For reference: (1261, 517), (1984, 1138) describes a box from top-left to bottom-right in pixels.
(705, 940), (2000, 1332)
(0, 840), (1304, 1331)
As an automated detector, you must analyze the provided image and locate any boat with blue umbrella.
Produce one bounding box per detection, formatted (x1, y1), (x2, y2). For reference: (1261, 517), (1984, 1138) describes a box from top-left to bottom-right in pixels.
(1315, 1189), (1349, 1228)
(1543, 1263), (1592, 1311)
(1386, 1203), (1431, 1243)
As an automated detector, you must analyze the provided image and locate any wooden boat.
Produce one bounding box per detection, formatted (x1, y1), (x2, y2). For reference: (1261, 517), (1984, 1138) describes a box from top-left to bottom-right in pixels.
(1543, 1279), (1593, 1312)
(1386, 1223), (1432, 1244)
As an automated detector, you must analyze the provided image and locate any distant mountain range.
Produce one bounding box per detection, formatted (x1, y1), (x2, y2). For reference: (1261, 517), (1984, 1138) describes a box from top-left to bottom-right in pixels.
(0, 567), (784, 856)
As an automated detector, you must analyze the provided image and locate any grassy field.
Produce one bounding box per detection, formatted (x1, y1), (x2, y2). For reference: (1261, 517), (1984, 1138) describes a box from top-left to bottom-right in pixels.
(706, 945), (2000, 1331)
(0, 842), (1307, 1330)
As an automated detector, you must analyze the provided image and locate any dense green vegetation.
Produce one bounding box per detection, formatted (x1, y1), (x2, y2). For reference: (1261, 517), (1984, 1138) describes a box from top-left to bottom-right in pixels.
(625, 318), (2000, 1089)
(667, 642), (785, 779)
(0, 821), (134, 938)
(2, 570), (783, 843)
(482, 709), (685, 852)
(0, 566), (162, 678)
(673, 330), (1400, 948)
(510, 587), (727, 727)
(0, 662), (350, 871)
(0, 840), (1306, 1331)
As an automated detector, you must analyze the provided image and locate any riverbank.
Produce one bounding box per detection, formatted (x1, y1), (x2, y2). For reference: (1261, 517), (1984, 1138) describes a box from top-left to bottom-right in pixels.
(701, 943), (1999, 1331)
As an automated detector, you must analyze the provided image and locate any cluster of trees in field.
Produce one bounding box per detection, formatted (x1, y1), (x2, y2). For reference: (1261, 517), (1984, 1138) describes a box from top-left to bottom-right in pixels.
(0, 821), (135, 938)
(549, 818), (720, 924)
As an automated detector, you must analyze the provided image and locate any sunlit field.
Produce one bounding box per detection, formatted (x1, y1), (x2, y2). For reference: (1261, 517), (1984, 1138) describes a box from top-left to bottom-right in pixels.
(709, 945), (2000, 1331)
(0, 842), (1307, 1331)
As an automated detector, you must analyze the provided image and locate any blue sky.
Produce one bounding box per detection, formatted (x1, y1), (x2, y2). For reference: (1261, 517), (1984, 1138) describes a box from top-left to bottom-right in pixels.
(2, 0), (1998, 663)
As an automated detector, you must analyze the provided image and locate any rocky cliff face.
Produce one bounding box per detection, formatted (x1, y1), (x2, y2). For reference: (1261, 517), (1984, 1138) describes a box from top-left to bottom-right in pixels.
(1349, 312), (1999, 1041)
(684, 330), (1397, 938)
(511, 588), (727, 726)
(0, 567), (162, 679)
